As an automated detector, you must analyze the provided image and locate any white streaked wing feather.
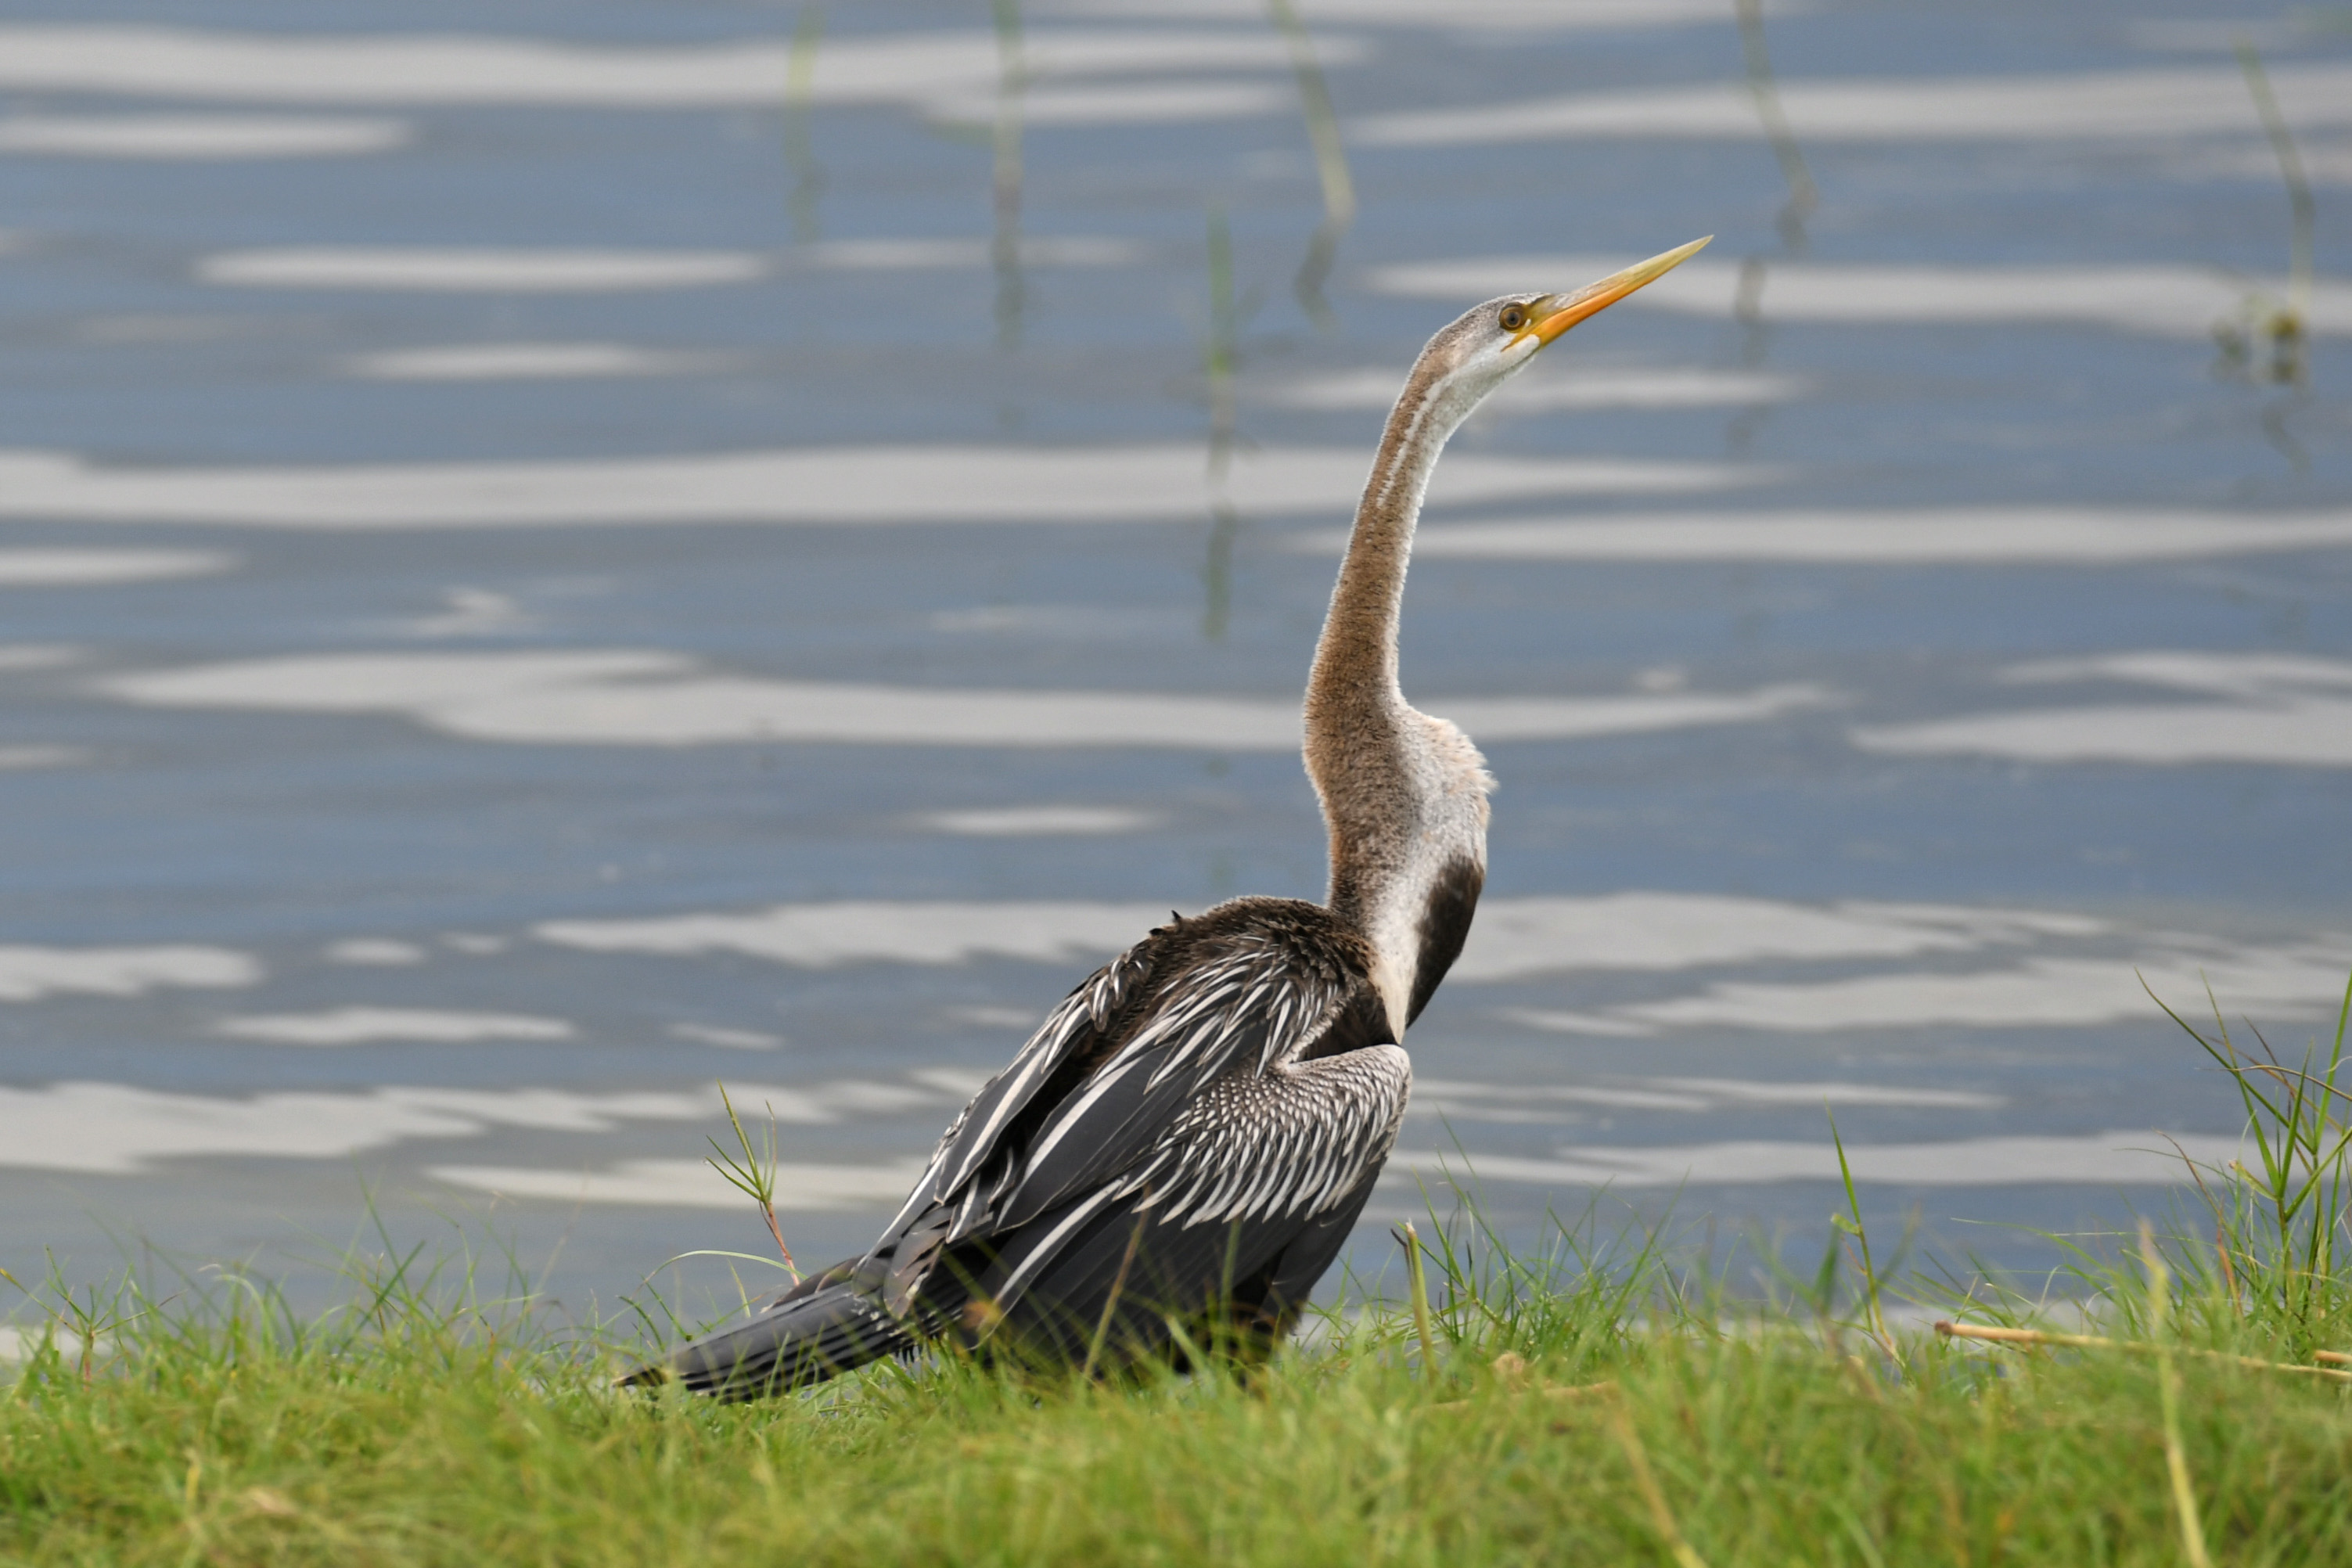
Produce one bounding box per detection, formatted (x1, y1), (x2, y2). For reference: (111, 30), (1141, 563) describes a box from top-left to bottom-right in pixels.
(1135, 1044), (1411, 1229)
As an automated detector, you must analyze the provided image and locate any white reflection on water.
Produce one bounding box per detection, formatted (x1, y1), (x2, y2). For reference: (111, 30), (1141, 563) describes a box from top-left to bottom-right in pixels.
(1394, 1131), (2242, 1189)
(927, 80), (1287, 126)
(1048, 0), (1745, 27)
(1383, 509), (2352, 564)
(432, 1157), (930, 1210)
(786, 237), (1140, 268)
(201, 250), (770, 292)
(1511, 942), (2352, 1035)
(345, 343), (743, 381)
(0, 746), (87, 771)
(540, 901), (1167, 968)
(0, 646), (82, 671)
(0, 549), (231, 585)
(0, 945), (257, 1002)
(214, 1008), (577, 1045)
(1412, 1076), (2005, 1121)
(1273, 365), (1806, 412)
(221, 239), (1145, 295)
(1451, 894), (2094, 982)
(1371, 257), (2352, 339)
(1854, 653), (2352, 768)
(323, 939), (427, 966)
(0, 445), (1760, 528)
(667, 1022), (783, 1050)
(0, 26), (1351, 109)
(0, 115), (408, 158)
(530, 893), (2086, 979)
(102, 650), (1823, 750)
(2176, 137), (2352, 189)
(1356, 63), (2352, 145)
(917, 805), (1163, 836)
(0, 1077), (959, 1174)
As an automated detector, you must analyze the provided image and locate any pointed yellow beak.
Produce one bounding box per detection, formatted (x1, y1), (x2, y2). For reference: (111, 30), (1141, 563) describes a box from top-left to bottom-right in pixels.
(1525, 235), (1712, 345)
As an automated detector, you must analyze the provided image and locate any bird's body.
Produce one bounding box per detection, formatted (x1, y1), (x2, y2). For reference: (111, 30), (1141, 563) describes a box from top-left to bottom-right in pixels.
(632, 237), (1710, 1397)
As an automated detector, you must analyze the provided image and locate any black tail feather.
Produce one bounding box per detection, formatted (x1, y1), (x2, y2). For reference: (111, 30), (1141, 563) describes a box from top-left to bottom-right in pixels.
(621, 1270), (915, 1401)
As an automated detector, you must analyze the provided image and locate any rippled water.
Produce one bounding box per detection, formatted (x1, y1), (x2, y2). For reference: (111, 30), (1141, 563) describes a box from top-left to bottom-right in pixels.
(2, 0), (2347, 1318)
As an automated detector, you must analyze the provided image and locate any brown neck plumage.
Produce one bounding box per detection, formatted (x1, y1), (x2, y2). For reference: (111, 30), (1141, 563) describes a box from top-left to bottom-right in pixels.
(1302, 358), (1454, 922)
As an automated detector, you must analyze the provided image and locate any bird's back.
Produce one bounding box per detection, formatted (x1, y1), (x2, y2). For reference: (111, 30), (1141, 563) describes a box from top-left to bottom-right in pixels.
(631, 896), (1419, 1397)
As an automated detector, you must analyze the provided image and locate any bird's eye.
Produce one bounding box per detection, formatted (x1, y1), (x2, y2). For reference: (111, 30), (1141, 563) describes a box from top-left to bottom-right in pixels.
(1498, 303), (1528, 333)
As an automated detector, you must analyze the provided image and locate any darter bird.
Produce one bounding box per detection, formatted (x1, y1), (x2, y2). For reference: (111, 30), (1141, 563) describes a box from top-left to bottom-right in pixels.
(627, 236), (1711, 1397)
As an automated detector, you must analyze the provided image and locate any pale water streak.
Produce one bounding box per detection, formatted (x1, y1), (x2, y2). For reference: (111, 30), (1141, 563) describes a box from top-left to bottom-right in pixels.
(100, 651), (1822, 750)
(1386, 509), (2352, 564)
(0, 746), (88, 771)
(1045, 0), (1750, 27)
(201, 250), (771, 293)
(1355, 63), (2352, 145)
(528, 892), (2105, 980)
(322, 940), (429, 966)
(1511, 943), (2352, 1035)
(1370, 257), (2352, 339)
(214, 1009), (578, 1045)
(0, 646), (83, 671)
(1451, 894), (2096, 982)
(781, 237), (1140, 269)
(1854, 653), (2352, 768)
(0, 27), (1354, 110)
(926, 80), (1289, 126)
(0, 446), (1762, 529)
(1395, 1131), (2245, 1189)
(0, 946), (259, 1002)
(344, 343), (744, 380)
(538, 901), (1170, 968)
(1411, 1077), (2007, 1120)
(0, 1078), (964, 1174)
(0, 549), (232, 585)
(214, 239), (1145, 294)
(1272, 365), (1807, 412)
(916, 806), (1164, 836)
(0, 115), (408, 159)
(432, 1157), (932, 1210)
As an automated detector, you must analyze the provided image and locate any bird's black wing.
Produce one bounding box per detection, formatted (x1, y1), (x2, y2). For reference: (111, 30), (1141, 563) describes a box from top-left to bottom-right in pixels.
(984, 924), (1361, 1232)
(876, 936), (1156, 1244)
(870, 908), (1382, 1314)
(966, 1041), (1412, 1362)
(629, 905), (1401, 1394)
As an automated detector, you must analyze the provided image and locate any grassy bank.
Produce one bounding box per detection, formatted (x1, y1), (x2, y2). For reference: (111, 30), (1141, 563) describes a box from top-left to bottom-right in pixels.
(5, 993), (2347, 1566)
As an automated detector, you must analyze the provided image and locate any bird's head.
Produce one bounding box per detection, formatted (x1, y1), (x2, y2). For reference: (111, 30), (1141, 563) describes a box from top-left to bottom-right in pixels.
(1410, 235), (1713, 415)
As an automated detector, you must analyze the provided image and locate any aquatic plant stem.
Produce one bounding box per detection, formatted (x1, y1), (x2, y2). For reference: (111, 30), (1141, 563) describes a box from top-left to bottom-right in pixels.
(1735, 0), (1817, 254)
(2237, 40), (2314, 322)
(990, 0), (1026, 350)
(1267, 0), (1355, 324)
(782, 2), (825, 243)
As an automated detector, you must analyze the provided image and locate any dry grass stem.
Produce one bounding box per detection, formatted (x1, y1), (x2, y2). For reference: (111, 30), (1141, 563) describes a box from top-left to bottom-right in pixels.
(1935, 1320), (2352, 1383)
(1602, 1390), (1710, 1568)
(2142, 1221), (2214, 1568)
(1428, 1376), (1618, 1413)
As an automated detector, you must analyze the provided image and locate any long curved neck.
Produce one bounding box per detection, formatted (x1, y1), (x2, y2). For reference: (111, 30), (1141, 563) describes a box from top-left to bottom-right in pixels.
(1305, 365), (1455, 738)
(1304, 361), (1473, 925)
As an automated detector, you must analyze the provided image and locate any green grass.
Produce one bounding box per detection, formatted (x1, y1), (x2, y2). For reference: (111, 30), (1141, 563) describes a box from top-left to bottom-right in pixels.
(5, 982), (2349, 1566)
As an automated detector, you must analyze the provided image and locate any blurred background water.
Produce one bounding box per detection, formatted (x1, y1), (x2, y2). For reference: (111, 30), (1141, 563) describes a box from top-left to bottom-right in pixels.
(0, 0), (2347, 1325)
